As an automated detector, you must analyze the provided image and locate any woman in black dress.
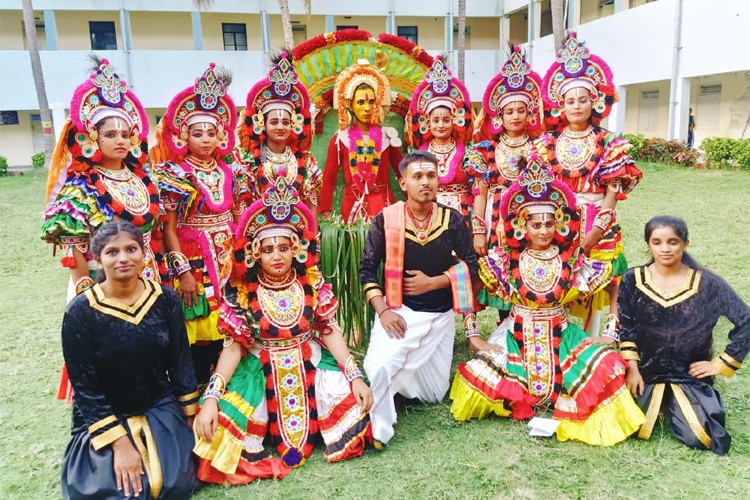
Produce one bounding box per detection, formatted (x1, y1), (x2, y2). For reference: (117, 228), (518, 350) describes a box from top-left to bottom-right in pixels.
(619, 215), (750, 454)
(60, 222), (200, 499)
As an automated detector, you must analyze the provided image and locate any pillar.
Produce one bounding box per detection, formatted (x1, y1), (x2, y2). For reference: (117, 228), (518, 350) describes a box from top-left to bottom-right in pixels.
(191, 11), (203, 50)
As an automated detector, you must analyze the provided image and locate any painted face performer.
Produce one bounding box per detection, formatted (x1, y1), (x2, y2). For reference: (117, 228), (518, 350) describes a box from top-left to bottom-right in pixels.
(42, 59), (160, 402)
(360, 150), (479, 448)
(150, 63), (243, 386)
(320, 59), (404, 223)
(541, 32), (643, 336)
(236, 51), (321, 218)
(620, 216), (750, 454)
(465, 46), (545, 318)
(450, 156), (645, 446)
(406, 55), (474, 217)
(193, 179), (373, 483)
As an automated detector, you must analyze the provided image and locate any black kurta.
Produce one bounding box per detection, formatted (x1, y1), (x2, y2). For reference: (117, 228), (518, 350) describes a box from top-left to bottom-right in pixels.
(61, 280), (200, 499)
(619, 265), (750, 454)
(360, 204), (478, 313)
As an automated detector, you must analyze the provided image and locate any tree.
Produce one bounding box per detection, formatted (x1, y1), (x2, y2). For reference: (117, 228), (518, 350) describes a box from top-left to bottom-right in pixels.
(22, 0), (53, 169)
(551, 0), (566, 52)
(457, 0), (466, 80)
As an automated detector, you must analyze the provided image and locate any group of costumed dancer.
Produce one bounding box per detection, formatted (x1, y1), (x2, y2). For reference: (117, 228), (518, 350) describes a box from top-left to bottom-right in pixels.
(41, 31), (748, 498)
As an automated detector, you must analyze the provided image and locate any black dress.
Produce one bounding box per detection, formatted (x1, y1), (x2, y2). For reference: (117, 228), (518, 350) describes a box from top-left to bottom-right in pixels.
(618, 265), (750, 454)
(61, 280), (201, 499)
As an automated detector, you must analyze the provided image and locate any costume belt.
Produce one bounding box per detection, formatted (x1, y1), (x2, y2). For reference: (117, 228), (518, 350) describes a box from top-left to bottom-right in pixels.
(510, 304), (566, 323)
(437, 184), (469, 194)
(256, 330), (313, 351)
(575, 192), (605, 207)
(180, 210), (232, 229)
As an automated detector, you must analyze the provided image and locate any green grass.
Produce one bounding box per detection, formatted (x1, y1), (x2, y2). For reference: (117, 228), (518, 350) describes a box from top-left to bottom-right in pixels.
(1, 164), (748, 499)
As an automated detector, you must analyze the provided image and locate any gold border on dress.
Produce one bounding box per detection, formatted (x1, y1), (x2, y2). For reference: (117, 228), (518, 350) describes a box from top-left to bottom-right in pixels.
(634, 266), (701, 308)
(671, 383), (712, 449)
(637, 383), (665, 441)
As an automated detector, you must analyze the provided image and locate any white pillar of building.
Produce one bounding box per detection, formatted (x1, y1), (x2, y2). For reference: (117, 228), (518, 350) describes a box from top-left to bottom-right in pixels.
(567, 0), (581, 29)
(670, 78), (691, 141)
(614, 0), (630, 13)
(50, 102), (67, 144)
(260, 10), (271, 52)
(43, 10), (57, 50)
(191, 11), (203, 50)
(445, 11), (454, 52)
(609, 85), (627, 134)
(119, 9), (132, 51)
(528, 0), (542, 59)
(325, 15), (334, 32)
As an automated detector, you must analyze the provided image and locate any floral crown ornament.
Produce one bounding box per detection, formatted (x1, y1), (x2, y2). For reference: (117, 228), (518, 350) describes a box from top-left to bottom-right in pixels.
(234, 176), (317, 271)
(476, 46), (543, 140)
(541, 32), (617, 128)
(241, 51), (312, 152)
(46, 58), (149, 204)
(159, 63), (237, 159)
(500, 154), (578, 245)
(406, 55), (474, 147)
(333, 59), (391, 131)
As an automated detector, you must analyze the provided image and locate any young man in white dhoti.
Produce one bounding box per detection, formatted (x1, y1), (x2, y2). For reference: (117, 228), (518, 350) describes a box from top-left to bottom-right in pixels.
(360, 149), (479, 447)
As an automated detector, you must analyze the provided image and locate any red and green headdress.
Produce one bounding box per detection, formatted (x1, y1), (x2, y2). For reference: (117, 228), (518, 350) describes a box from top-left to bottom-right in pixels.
(406, 55), (473, 147)
(477, 46), (543, 141)
(542, 32), (617, 129)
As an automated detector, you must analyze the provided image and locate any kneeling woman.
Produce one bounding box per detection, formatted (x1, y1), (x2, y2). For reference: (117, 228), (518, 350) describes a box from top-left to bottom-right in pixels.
(193, 181), (373, 484)
(450, 156), (645, 446)
(61, 222), (200, 499)
(619, 216), (750, 454)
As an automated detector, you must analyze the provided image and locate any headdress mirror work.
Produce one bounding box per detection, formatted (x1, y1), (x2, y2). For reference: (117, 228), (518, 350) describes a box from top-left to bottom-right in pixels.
(480, 46), (543, 137)
(245, 52), (311, 144)
(542, 32), (617, 123)
(68, 58), (149, 159)
(162, 63), (237, 157)
(408, 56), (473, 145)
(333, 59), (391, 130)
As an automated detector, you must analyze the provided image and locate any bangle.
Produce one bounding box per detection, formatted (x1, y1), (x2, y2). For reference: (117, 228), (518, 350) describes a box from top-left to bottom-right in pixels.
(602, 314), (620, 342)
(204, 372), (226, 401)
(464, 313), (479, 339)
(167, 251), (190, 273)
(74, 276), (95, 295)
(593, 208), (614, 231)
(343, 355), (363, 382)
(175, 263), (192, 276)
(471, 213), (487, 235)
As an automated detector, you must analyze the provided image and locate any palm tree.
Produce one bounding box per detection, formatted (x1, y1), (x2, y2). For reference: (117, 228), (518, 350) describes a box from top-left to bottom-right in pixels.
(21, 0), (53, 168)
(457, 0), (466, 80)
(551, 0), (566, 51)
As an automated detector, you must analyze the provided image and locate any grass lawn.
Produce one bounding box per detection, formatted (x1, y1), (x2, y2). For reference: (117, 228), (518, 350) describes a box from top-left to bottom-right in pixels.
(1, 163), (748, 499)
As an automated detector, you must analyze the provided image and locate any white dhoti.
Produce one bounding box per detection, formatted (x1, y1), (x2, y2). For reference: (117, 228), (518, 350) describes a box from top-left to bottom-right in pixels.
(363, 305), (456, 444)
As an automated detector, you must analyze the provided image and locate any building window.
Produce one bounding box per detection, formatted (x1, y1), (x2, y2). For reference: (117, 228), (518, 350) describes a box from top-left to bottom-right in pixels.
(397, 26), (418, 44)
(639, 90), (659, 132)
(89, 21), (117, 50)
(697, 84), (722, 131)
(0, 111), (20, 125)
(223, 23), (247, 51)
(337, 25), (358, 30)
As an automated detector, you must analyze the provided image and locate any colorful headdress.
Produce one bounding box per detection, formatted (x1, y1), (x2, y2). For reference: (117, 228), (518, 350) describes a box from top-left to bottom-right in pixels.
(234, 176), (317, 271)
(477, 46), (543, 140)
(500, 154), (578, 247)
(159, 63), (236, 159)
(542, 32), (617, 127)
(242, 51), (312, 152)
(333, 59), (391, 130)
(407, 55), (473, 147)
(46, 58), (149, 203)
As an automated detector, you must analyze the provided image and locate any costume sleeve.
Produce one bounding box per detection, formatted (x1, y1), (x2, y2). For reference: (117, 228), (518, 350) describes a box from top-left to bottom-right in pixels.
(572, 255), (613, 298)
(62, 302), (128, 451)
(617, 269), (641, 361)
(463, 141), (491, 184)
(154, 161), (197, 215)
(313, 277), (340, 335)
(217, 282), (255, 351)
(230, 160), (253, 215)
(598, 131), (643, 195)
(320, 135), (341, 213)
(302, 153), (323, 206)
(360, 213), (386, 300)
(451, 210), (479, 277)
(163, 288), (199, 416)
(710, 273), (750, 378)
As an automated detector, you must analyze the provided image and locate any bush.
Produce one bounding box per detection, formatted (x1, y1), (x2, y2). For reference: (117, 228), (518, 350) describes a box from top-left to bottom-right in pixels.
(627, 135), (697, 167)
(700, 137), (750, 170)
(0, 155), (7, 177)
(31, 152), (45, 169)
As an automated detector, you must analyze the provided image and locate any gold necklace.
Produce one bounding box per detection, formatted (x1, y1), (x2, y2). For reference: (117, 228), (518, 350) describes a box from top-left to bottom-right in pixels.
(94, 165), (132, 181)
(525, 245), (559, 260)
(406, 203), (434, 242)
(258, 268), (297, 290)
(563, 126), (593, 139)
(430, 138), (456, 154)
(266, 146), (292, 164)
(500, 133), (529, 147)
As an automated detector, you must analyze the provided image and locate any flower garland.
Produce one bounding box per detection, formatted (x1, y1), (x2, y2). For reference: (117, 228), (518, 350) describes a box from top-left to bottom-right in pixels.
(348, 126), (382, 193)
(292, 29), (371, 61)
(545, 127), (608, 180)
(376, 33), (434, 67)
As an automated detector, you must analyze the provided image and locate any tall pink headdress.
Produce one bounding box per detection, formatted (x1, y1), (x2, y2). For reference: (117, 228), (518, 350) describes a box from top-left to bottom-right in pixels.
(477, 46), (543, 140)
(542, 32), (617, 128)
(406, 55), (473, 147)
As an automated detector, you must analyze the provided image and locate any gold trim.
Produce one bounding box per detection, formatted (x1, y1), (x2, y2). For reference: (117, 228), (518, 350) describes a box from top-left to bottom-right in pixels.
(638, 383), (665, 441)
(405, 205), (451, 245)
(182, 403), (199, 417)
(619, 341), (641, 362)
(712, 355), (738, 379)
(178, 391), (200, 403)
(126, 415), (163, 499)
(88, 414), (118, 434)
(719, 352), (742, 369)
(634, 266), (701, 308)
(671, 384), (712, 449)
(86, 280), (163, 325)
(90, 424), (128, 451)
(365, 288), (384, 301)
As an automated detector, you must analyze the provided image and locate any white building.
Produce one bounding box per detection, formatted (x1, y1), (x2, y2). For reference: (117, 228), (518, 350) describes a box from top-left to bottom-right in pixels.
(0, 0), (748, 166)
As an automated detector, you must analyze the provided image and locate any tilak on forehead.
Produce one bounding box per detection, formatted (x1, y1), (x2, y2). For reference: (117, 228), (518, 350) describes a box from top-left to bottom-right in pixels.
(411, 160), (437, 172)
